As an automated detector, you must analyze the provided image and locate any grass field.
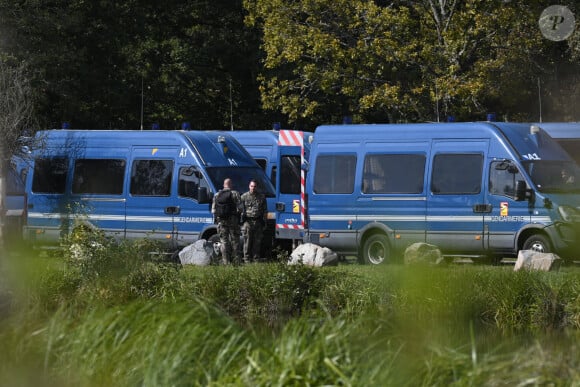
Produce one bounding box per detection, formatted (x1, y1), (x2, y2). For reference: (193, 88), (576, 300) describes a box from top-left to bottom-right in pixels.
(1, 239), (579, 386)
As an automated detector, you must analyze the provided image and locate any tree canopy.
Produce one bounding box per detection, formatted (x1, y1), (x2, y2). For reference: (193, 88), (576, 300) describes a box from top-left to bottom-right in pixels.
(0, 0), (579, 133)
(244, 0), (575, 125)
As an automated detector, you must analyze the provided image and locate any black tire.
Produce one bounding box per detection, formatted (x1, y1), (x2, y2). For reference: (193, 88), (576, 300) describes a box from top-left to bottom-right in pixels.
(362, 234), (390, 265)
(522, 234), (552, 254)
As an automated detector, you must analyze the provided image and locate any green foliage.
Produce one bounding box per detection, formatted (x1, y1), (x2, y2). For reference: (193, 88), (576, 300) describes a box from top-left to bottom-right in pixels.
(245, 0), (574, 124)
(2, 248), (580, 385)
(31, 231), (184, 308)
(180, 262), (328, 329)
(0, 0), (270, 130)
(1, 1), (579, 129)
(41, 300), (251, 386)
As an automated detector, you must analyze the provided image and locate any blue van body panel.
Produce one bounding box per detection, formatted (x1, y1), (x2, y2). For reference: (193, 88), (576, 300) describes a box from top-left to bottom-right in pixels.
(3, 164), (26, 243)
(305, 122), (580, 260)
(23, 129), (274, 249)
(533, 122), (580, 139)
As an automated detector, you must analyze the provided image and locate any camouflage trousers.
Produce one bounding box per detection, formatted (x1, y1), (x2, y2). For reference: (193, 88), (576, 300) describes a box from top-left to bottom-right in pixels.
(242, 219), (263, 262)
(217, 216), (241, 265)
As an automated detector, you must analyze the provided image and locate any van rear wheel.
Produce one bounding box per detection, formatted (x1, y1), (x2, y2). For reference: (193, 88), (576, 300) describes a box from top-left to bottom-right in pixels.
(362, 234), (390, 265)
(522, 234), (551, 254)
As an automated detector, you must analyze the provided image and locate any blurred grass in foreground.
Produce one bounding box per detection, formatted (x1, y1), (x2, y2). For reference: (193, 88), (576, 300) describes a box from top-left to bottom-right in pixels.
(0, 239), (579, 386)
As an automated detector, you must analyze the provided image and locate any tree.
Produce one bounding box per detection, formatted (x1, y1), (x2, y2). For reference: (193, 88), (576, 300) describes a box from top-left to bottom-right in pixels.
(0, 61), (36, 249)
(244, 0), (558, 125)
(245, 0), (416, 126)
(0, 0), (271, 131)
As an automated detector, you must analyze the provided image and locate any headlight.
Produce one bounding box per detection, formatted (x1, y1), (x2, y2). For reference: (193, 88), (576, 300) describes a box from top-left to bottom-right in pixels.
(558, 205), (580, 222)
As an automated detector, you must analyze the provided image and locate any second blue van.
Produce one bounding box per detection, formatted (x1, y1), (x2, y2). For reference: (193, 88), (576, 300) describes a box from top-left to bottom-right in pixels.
(223, 130), (312, 249)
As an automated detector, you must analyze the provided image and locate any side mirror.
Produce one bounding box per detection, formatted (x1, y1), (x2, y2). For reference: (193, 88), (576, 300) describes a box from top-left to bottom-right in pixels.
(198, 187), (210, 204)
(514, 180), (527, 201)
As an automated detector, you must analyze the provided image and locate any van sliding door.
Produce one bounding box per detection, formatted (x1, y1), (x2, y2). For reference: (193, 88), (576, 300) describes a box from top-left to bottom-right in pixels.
(126, 147), (178, 244)
(358, 143), (428, 251)
(71, 156), (127, 240)
(426, 141), (489, 254)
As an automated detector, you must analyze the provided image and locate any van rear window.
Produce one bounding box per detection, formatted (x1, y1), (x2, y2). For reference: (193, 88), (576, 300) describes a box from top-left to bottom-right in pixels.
(32, 157), (68, 194)
(280, 155), (301, 194)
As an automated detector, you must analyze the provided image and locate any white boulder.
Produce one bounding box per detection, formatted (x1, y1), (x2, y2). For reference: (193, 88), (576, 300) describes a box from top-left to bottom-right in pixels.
(404, 242), (444, 265)
(513, 250), (561, 272)
(288, 243), (338, 267)
(179, 239), (215, 266)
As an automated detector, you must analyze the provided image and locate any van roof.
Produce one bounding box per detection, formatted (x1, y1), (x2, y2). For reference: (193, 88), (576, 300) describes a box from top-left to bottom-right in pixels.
(533, 122), (580, 139)
(314, 122), (533, 138)
(221, 130), (280, 146)
(313, 122), (569, 161)
(34, 129), (259, 167)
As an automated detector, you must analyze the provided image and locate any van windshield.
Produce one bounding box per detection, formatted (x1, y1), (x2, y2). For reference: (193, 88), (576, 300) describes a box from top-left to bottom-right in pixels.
(522, 160), (580, 193)
(205, 167), (276, 197)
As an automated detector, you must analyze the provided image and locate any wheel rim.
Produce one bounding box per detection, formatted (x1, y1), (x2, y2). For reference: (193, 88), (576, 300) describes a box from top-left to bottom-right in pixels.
(529, 241), (546, 253)
(367, 240), (386, 264)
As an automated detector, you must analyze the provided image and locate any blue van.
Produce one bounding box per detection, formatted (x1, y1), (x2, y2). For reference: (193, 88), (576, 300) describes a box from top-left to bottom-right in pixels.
(533, 122), (580, 165)
(23, 129), (275, 250)
(304, 122), (580, 264)
(223, 130), (311, 247)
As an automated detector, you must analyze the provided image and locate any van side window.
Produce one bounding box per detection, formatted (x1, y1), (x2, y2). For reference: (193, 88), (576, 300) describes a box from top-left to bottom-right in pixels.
(31, 157), (68, 194)
(431, 154), (483, 194)
(130, 159), (173, 196)
(178, 167), (201, 200)
(489, 161), (523, 197)
(254, 158), (267, 171)
(363, 154), (425, 194)
(72, 159), (125, 195)
(280, 155), (301, 194)
(558, 140), (580, 165)
(314, 154), (356, 194)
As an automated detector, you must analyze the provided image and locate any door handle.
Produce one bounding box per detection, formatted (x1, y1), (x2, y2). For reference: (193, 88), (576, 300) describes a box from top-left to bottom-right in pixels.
(473, 204), (492, 213)
(165, 206), (180, 215)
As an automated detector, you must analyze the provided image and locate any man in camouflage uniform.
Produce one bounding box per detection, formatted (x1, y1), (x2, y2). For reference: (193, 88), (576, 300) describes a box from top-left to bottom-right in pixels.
(212, 178), (243, 265)
(241, 179), (267, 263)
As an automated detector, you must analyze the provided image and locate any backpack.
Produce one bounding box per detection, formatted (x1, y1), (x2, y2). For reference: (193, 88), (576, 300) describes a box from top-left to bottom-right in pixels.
(215, 189), (235, 217)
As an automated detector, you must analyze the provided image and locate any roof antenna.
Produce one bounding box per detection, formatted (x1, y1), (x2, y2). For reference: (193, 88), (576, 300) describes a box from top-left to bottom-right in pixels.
(229, 78), (234, 131)
(537, 77), (542, 123)
(140, 76), (144, 130)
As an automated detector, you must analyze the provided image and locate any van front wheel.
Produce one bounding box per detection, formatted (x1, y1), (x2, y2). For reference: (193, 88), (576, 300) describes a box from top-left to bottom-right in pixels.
(362, 234), (390, 265)
(522, 234), (551, 254)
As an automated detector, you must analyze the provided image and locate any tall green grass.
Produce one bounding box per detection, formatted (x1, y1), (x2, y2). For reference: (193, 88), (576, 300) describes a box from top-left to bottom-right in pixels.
(1, 238), (580, 385)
